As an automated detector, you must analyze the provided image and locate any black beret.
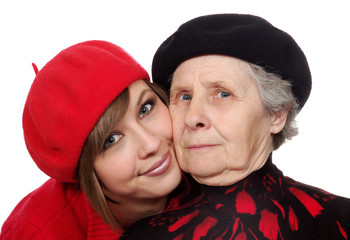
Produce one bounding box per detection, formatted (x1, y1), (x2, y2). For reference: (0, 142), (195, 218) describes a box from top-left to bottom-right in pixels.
(152, 14), (312, 110)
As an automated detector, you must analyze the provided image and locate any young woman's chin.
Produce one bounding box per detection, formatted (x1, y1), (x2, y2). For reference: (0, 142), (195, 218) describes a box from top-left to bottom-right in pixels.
(139, 159), (182, 198)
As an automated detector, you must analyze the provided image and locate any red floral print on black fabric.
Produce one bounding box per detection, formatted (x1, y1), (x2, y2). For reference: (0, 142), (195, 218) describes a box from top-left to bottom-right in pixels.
(193, 216), (218, 240)
(259, 209), (280, 240)
(235, 190), (256, 215)
(288, 206), (299, 231)
(289, 187), (323, 217)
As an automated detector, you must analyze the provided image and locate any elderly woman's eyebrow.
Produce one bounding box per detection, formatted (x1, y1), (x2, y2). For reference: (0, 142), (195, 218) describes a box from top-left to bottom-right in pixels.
(202, 79), (230, 87)
(170, 85), (190, 94)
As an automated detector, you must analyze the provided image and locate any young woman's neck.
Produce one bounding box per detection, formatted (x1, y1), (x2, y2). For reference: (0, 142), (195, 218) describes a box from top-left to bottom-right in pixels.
(107, 195), (168, 228)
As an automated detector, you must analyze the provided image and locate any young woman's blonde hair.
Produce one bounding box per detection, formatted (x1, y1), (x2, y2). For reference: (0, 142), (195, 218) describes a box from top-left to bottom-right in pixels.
(77, 80), (169, 230)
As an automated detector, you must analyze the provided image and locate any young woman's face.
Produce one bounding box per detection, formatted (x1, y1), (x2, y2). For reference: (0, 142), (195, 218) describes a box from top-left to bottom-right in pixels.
(94, 80), (182, 202)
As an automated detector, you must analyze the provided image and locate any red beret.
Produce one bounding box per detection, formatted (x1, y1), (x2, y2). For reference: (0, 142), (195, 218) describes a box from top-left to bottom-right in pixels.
(23, 40), (149, 183)
(152, 14), (311, 110)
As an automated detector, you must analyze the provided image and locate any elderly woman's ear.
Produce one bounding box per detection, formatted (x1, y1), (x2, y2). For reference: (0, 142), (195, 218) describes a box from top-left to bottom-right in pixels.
(269, 105), (291, 135)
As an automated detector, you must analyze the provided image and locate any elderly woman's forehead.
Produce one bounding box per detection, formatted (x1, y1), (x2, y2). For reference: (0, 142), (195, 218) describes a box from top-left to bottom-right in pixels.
(171, 57), (254, 93)
(173, 55), (250, 81)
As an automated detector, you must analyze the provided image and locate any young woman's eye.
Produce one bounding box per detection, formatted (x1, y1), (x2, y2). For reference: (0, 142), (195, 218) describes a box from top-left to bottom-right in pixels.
(104, 134), (122, 149)
(216, 91), (231, 98)
(139, 100), (154, 118)
(179, 94), (192, 101)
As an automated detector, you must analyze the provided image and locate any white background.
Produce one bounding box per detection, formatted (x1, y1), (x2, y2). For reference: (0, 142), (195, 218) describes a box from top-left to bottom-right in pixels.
(1, 0), (349, 227)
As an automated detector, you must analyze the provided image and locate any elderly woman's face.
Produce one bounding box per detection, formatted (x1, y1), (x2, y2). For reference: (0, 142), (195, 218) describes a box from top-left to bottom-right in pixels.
(169, 55), (282, 186)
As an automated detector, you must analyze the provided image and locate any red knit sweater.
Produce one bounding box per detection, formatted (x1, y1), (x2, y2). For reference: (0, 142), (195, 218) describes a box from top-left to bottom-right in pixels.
(0, 179), (122, 239)
(0, 174), (199, 239)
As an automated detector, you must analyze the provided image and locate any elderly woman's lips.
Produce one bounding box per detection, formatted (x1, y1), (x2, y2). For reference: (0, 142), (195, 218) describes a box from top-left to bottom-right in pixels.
(186, 144), (218, 150)
(141, 151), (171, 177)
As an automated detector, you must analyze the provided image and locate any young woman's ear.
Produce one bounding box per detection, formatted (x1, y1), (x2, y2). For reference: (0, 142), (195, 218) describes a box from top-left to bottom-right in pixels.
(270, 105), (291, 134)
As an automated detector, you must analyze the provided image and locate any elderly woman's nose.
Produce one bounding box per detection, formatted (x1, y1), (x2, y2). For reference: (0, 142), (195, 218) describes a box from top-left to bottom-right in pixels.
(184, 97), (210, 130)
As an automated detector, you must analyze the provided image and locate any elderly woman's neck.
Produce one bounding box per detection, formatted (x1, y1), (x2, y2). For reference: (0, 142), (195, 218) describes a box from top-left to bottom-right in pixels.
(107, 195), (168, 228)
(194, 148), (273, 187)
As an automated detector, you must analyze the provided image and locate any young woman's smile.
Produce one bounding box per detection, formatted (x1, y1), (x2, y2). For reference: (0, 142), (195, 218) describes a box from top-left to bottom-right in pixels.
(140, 150), (171, 176)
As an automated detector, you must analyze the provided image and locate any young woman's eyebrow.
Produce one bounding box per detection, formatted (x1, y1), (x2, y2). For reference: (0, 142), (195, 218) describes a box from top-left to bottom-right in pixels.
(137, 88), (153, 106)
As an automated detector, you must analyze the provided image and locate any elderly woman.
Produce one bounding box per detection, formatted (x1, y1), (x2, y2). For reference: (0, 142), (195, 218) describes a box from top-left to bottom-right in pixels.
(121, 14), (350, 239)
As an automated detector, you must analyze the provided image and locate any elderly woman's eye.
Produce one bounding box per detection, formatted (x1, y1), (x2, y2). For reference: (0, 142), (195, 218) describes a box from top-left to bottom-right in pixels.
(180, 94), (192, 101)
(217, 91), (231, 98)
(104, 134), (122, 149)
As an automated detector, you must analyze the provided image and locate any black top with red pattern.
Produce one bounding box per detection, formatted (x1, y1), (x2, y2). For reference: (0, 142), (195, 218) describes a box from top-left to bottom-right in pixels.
(121, 157), (350, 240)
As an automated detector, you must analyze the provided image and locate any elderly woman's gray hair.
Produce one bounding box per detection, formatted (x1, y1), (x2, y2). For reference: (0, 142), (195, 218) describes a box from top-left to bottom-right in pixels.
(246, 63), (299, 150)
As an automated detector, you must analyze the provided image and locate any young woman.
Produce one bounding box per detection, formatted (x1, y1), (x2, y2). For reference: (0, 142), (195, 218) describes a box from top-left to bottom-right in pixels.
(0, 40), (198, 239)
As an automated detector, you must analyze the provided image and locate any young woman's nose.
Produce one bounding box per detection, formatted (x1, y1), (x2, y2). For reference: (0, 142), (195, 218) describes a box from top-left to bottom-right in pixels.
(184, 96), (210, 131)
(137, 127), (161, 159)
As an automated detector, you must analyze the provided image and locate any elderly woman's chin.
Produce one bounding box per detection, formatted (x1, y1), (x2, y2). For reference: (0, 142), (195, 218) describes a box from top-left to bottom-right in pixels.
(178, 151), (271, 186)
